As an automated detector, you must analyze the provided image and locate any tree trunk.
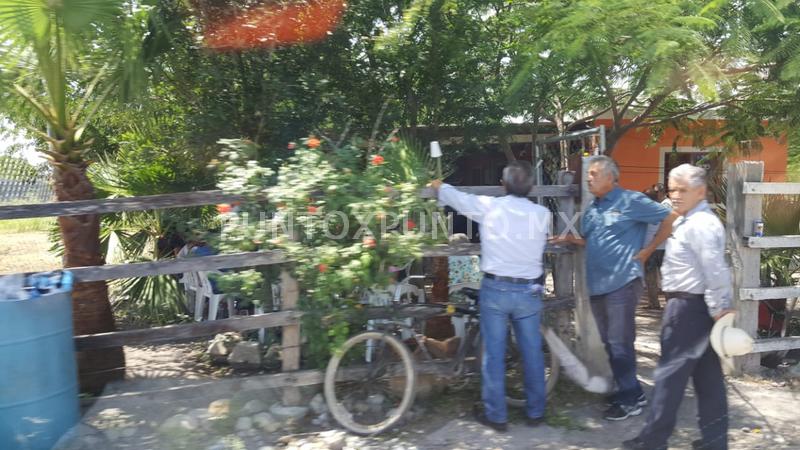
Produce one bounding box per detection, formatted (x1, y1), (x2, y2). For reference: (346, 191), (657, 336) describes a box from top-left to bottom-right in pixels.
(53, 163), (125, 393)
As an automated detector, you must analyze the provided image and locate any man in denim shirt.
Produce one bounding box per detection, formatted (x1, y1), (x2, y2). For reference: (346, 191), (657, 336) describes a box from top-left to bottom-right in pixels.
(552, 156), (678, 420)
(431, 161), (551, 432)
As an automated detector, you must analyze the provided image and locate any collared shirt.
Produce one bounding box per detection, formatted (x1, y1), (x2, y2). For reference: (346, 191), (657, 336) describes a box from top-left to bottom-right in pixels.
(582, 186), (671, 296)
(437, 183), (551, 279)
(661, 200), (733, 318)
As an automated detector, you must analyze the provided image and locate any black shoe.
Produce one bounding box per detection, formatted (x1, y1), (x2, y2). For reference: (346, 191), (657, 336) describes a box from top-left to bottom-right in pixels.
(473, 408), (507, 432)
(622, 437), (666, 450)
(621, 438), (648, 450)
(606, 392), (648, 407)
(526, 416), (545, 427)
(603, 403), (642, 421)
(691, 439), (704, 449)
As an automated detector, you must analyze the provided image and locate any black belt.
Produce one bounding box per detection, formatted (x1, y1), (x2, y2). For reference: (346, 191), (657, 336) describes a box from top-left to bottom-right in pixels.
(485, 272), (545, 285)
(664, 291), (704, 300)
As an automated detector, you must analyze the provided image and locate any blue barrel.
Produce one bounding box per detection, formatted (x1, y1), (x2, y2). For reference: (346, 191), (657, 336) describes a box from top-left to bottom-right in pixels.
(0, 288), (79, 450)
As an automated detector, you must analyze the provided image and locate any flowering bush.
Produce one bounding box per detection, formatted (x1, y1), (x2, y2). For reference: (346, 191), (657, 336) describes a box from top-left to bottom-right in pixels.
(217, 135), (442, 365)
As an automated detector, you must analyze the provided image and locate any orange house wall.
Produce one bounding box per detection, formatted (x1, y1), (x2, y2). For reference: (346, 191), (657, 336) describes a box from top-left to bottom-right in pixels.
(595, 119), (788, 192)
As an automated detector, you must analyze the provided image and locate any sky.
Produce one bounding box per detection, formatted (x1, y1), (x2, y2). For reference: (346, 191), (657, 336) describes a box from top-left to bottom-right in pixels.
(0, 118), (44, 164)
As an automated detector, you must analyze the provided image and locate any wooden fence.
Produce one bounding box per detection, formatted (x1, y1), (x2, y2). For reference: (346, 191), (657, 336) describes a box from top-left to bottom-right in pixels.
(3, 161), (795, 383)
(0, 182), (580, 398)
(727, 161), (800, 374)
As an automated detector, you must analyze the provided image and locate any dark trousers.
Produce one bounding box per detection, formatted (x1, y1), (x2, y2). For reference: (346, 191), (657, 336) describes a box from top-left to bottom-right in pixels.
(637, 293), (728, 450)
(590, 278), (644, 406)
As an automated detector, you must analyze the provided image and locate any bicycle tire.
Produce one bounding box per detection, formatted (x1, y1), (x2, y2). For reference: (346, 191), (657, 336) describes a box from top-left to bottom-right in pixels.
(476, 329), (561, 407)
(324, 332), (417, 435)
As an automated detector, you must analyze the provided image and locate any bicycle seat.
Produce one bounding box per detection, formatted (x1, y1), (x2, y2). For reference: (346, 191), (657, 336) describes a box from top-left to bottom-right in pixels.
(460, 287), (480, 301)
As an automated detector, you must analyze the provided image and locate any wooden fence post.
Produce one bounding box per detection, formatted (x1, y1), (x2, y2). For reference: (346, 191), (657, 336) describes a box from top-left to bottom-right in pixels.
(554, 171), (576, 346)
(726, 161), (764, 375)
(279, 269), (303, 405)
(573, 158), (612, 378)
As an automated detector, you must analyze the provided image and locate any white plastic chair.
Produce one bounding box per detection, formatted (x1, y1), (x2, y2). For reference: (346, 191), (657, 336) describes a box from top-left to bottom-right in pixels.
(198, 270), (235, 321)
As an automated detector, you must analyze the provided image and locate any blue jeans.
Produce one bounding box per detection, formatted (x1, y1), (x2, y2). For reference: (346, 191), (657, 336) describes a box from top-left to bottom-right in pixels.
(590, 278), (644, 406)
(480, 277), (546, 423)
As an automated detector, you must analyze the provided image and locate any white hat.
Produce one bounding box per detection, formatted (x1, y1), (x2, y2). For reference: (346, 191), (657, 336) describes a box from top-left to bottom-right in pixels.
(709, 313), (754, 372)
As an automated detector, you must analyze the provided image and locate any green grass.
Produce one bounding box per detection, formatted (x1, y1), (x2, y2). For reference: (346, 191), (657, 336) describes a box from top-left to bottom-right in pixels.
(0, 217), (56, 233)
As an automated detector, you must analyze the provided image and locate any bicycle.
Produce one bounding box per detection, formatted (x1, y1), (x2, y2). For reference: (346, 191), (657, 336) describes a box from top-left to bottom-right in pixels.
(323, 287), (573, 435)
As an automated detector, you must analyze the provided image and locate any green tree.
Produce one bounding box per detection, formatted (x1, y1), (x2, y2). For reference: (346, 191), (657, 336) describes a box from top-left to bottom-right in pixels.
(513, 0), (771, 154)
(0, 0), (149, 390)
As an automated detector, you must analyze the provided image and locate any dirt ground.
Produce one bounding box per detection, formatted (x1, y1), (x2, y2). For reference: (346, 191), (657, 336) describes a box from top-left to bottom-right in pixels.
(0, 230), (60, 274)
(54, 305), (800, 450)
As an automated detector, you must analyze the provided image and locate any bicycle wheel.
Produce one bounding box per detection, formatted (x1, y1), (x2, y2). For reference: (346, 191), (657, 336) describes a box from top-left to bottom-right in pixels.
(324, 331), (417, 435)
(476, 327), (560, 407)
(503, 328), (561, 407)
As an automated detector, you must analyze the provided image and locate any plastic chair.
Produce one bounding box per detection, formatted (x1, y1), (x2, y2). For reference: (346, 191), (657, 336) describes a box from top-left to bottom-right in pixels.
(198, 270), (235, 321)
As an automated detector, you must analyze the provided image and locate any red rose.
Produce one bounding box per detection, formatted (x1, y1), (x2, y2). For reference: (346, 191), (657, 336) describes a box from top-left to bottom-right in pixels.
(307, 206), (318, 214)
(318, 263), (328, 273)
(371, 154), (385, 165)
(406, 219), (416, 230)
(216, 203), (232, 214)
(362, 237), (376, 248)
(307, 137), (321, 149)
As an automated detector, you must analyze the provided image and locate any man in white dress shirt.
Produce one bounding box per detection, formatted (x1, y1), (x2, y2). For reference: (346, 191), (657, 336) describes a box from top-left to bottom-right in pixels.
(431, 161), (551, 432)
(624, 164), (734, 450)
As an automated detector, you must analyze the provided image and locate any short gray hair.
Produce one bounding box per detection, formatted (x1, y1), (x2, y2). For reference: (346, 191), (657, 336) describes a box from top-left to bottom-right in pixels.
(588, 155), (619, 182)
(502, 161), (534, 197)
(669, 163), (707, 188)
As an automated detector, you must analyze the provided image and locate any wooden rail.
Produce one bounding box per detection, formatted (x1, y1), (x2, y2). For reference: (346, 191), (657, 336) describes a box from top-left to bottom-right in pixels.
(742, 182), (800, 195)
(0, 190), (247, 220)
(0, 185), (578, 220)
(65, 243), (571, 282)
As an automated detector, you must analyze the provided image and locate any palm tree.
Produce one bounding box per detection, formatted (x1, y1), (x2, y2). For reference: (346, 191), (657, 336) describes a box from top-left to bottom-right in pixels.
(0, 0), (142, 391)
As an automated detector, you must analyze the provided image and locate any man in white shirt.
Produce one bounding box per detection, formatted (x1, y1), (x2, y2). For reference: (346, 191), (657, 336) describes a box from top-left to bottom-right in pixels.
(431, 161), (551, 432)
(624, 164), (734, 450)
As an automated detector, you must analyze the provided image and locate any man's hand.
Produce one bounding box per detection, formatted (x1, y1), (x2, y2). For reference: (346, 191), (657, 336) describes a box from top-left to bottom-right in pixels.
(549, 234), (585, 246)
(633, 248), (653, 265)
(429, 179), (443, 191)
(713, 309), (735, 321)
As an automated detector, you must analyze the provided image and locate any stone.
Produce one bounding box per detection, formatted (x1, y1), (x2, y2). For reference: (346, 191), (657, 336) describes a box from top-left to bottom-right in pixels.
(311, 412), (330, 427)
(319, 430), (346, 450)
(160, 414), (199, 432)
(269, 403), (309, 421)
(229, 341), (263, 368)
(309, 393), (328, 415)
(235, 416), (253, 431)
(242, 399), (268, 415)
(104, 428), (121, 441)
(208, 399), (231, 417)
(253, 412), (281, 433)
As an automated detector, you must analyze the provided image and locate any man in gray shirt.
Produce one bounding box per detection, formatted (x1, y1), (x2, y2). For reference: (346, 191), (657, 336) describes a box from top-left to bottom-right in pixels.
(624, 164), (734, 450)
